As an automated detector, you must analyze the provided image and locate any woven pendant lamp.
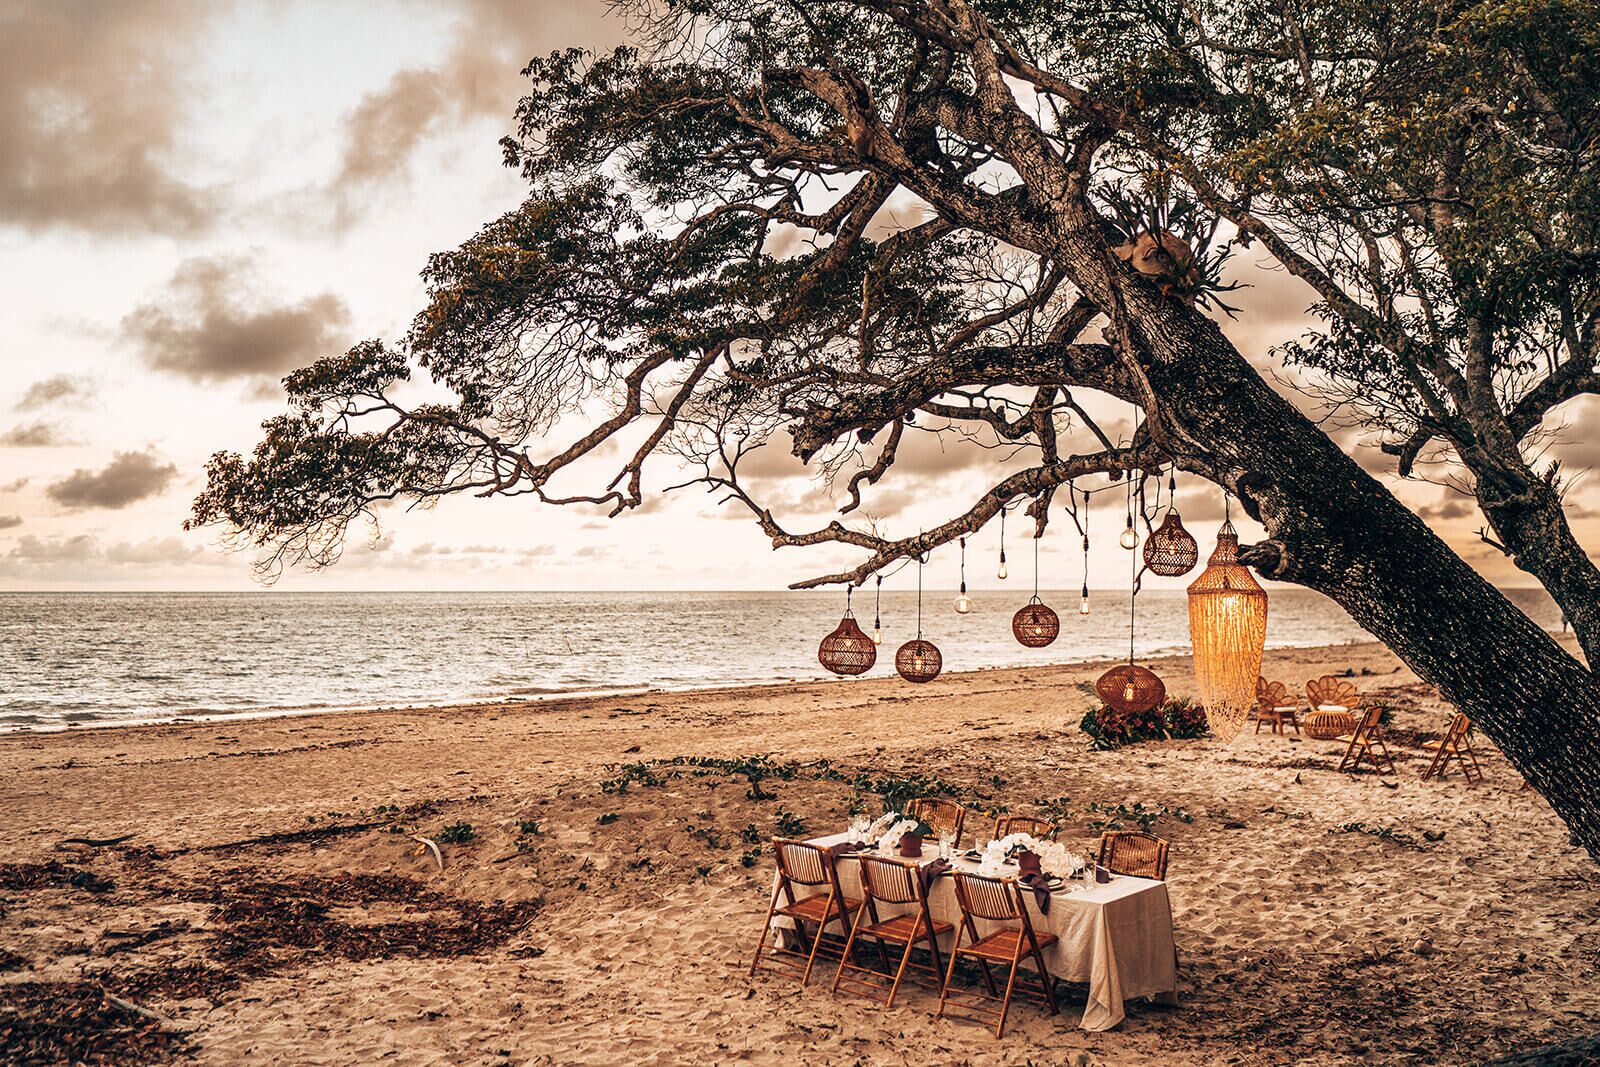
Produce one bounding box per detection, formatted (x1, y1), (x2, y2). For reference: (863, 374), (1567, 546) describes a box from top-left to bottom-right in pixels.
(818, 584), (876, 676)
(1144, 470), (1198, 577)
(897, 552), (942, 682)
(1096, 457), (1165, 714)
(1012, 533), (1059, 647)
(1187, 512), (1268, 742)
(1096, 663), (1166, 714)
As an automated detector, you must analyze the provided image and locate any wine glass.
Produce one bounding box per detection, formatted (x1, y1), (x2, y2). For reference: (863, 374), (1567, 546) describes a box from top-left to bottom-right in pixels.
(849, 815), (870, 843)
(939, 829), (955, 860)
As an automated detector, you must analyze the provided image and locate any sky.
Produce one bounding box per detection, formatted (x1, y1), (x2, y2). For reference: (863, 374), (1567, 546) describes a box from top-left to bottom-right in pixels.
(0, 0), (1593, 594)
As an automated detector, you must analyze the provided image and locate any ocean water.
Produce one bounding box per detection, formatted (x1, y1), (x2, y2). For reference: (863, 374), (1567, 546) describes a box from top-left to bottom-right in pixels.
(0, 588), (1562, 731)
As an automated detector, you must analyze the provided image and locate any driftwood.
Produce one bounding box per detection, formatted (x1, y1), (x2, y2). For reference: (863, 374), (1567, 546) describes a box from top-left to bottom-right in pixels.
(411, 835), (445, 871)
(57, 833), (137, 849)
(98, 988), (176, 1027)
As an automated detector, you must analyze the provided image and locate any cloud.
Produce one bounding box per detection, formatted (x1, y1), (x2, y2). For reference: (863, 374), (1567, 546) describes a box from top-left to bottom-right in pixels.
(1417, 495), (1477, 522)
(0, 515), (21, 529)
(121, 256), (351, 384)
(45, 449), (179, 510)
(0, 2), (225, 234)
(326, 0), (623, 223)
(0, 478), (27, 492)
(8, 533), (98, 562)
(14, 375), (96, 411)
(0, 420), (75, 447)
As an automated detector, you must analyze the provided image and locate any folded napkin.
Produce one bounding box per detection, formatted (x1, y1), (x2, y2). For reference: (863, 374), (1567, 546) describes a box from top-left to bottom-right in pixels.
(919, 858), (952, 895)
(1017, 872), (1053, 914)
(827, 840), (872, 858)
(1095, 863), (1111, 883)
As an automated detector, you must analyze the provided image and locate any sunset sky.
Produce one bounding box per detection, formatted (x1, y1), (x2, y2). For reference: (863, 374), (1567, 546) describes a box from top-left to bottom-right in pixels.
(2, 0), (1593, 593)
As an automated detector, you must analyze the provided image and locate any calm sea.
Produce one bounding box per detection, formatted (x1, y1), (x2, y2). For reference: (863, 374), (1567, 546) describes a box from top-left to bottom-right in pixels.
(0, 588), (1563, 731)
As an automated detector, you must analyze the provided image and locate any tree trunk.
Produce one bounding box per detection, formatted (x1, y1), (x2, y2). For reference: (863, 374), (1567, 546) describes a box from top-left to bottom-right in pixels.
(1474, 466), (1600, 668)
(1123, 298), (1600, 860)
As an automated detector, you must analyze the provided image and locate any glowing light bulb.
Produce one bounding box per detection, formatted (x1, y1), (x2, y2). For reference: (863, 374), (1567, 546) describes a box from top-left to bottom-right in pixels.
(954, 593), (973, 614)
(1079, 589), (1091, 615)
(997, 552), (1008, 580)
(872, 625), (882, 645)
(1119, 525), (1139, 550)
(1123, 681), (1136, 702)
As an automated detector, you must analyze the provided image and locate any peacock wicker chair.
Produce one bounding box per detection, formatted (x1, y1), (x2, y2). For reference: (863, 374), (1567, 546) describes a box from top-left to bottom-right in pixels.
(1143, 510), (1200, 577)
(1096, 663), (1166, 714)
(1304, 675), (1360, 739)
(1011, 598), (1060, 648)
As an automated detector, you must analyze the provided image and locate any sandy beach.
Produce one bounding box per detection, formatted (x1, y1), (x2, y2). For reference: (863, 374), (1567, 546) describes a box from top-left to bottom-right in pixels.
(4, 638), (1598, 1066)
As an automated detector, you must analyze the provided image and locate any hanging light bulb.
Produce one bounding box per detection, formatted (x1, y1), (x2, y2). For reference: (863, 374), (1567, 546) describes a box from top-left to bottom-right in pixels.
(1078, 486), (1092, 615)
(1119, 511), (1139, 550)
(871, 575), (883, 645)
(954, 537), (973, 613)
(996, 508), (1008, 579)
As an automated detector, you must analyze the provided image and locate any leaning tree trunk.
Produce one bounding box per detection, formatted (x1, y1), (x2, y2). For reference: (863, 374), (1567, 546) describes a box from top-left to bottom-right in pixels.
(1119, 291), (1600, 860)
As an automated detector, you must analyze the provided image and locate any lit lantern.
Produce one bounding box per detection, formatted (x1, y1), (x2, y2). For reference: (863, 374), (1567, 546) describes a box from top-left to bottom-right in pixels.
(818, 585), (876, 676)
(1012, 598), (1060, 647)
(896, 638), (943, 683)
(1095, 663), (1166, 714)
(1144, 509), (1199, 577)
(1187, 518), (1268, 742)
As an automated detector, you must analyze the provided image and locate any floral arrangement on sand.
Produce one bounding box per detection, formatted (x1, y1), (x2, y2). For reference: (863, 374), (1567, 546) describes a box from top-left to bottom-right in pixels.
(980, 833), (1087, 879)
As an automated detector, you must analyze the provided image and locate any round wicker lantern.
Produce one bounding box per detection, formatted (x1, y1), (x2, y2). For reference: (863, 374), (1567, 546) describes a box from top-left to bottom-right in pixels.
(1144, 509), (1199, 577)
(896, 638), (942, 683)
(1187, 518), (1269, 743)
(1096, 663), (1166, 714)
(1012, 597), (1060, 648)
(819, 615), (876, 676)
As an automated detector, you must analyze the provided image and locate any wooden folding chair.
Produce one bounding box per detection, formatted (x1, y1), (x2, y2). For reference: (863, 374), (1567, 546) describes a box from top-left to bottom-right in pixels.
(750, 838), (860, 987)
(937, 873), (1059, 1037)
(1335, 705), (1396, 775)
(906, 797), (967, 845)
(832, 855), (953, 1008)
(992, 814), (1057, 841)
(1422, 713), (1482, 782)
(1254, 677), (1301, 735)
(1097, 830), (1170, 880)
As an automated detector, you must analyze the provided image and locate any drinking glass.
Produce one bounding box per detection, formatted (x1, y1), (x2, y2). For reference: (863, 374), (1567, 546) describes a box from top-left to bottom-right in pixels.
(939, 831), (955, 860)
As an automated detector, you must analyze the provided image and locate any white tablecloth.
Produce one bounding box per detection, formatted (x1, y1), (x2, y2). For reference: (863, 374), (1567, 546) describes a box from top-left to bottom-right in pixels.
(771, 832), (1178, 1031)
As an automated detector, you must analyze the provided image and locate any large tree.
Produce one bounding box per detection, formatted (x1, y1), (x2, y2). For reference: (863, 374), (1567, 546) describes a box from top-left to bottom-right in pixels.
(191, 0), (1600, 857)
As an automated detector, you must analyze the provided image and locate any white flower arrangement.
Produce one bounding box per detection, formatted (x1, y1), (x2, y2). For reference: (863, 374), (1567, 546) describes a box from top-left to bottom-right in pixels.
(979, 833), (1088, 879)
(877, 818), (920, 852)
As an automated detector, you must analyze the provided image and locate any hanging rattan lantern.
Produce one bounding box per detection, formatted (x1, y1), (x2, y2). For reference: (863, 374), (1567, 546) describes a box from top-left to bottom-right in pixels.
(818, 585), (876, 676)
(1144, 509), (1199, 577)
(1187, 515), (1268, 742)
(896, 638), (942, 683)
(1096, 663), (1166, 714)
(1012, 534), (1058, 647)
(1012, 598), (1059, 647)
(898, 551), (942, 682)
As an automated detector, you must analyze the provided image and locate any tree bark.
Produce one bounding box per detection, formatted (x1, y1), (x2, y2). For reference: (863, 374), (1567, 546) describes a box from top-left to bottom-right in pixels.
(1118, 294), (1600, 859)
(1472, 463), (1600, 668)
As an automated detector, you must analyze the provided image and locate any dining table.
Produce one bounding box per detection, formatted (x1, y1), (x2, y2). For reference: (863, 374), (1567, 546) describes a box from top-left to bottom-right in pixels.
(770, 831), (1179, 1032)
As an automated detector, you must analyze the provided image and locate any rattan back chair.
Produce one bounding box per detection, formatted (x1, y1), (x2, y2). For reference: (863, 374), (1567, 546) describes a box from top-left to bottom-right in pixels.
(831, 855), (952, 1008)
(1422, 713), (1482, 782)
(906, 797), (967, 845)
(1306, 675), (1359, 710)
(1097, 830), (1170, 880)
(750, 838), (860, 987)
(1335, 705), (1396, 775)
(992, 814), (1058, 841)
(1254, 677), (1301, 735)
(936, 873), (1059, 1037)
